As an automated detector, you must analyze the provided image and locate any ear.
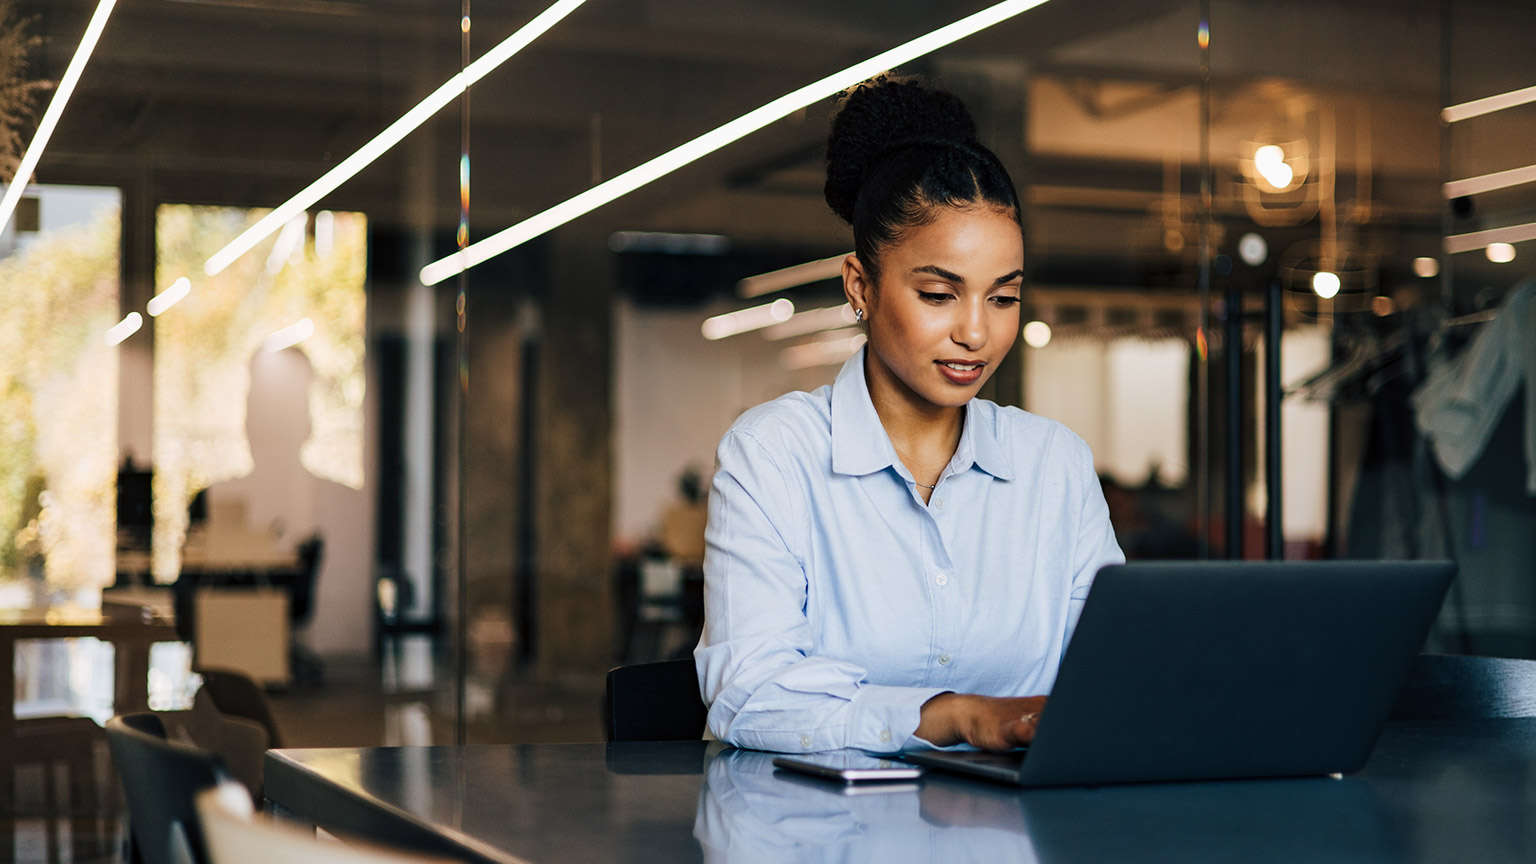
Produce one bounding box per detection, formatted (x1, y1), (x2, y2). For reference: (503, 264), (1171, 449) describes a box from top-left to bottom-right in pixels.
(841, 254), (874, 315)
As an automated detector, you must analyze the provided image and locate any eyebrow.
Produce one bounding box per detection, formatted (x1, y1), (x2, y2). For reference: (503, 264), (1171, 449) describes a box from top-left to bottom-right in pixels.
(910, 265), (1026, 287)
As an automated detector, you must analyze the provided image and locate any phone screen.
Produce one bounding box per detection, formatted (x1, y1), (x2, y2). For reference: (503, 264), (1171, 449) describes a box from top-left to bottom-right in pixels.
(772, 752), (925, 783)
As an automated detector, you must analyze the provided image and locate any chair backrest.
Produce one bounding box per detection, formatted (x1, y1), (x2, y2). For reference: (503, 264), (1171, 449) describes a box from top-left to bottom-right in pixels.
(195, 667), (283, 748)
(604, 658), (708, 742)
(1390, 653), (1536, 721)
(195, 786), (450, 864)
(290, 535), (324, 624)
(182, 698), (272, 798)
(106, 713), (246, 864)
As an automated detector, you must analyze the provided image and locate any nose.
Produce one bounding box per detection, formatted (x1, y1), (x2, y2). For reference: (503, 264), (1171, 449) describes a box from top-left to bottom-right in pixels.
(952, 297), (988, 351)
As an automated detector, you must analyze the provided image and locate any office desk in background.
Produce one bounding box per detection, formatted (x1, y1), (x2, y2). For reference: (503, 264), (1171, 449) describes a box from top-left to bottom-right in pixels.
(1, 607), (177, 811)
(265, 720), (1536, 864)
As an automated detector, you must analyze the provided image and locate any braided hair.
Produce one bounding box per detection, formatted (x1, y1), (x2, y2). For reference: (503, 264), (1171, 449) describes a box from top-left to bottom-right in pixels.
(824, 75), (1021, 285)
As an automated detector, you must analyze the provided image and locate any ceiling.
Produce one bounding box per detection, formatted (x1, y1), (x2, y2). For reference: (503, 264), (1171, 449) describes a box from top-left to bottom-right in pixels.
(14, 0), (1536, 301)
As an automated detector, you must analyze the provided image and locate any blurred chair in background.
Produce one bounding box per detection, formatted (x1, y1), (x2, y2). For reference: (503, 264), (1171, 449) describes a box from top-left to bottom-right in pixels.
(104, 713), (246, 864)
(179, 697), (272, 798)
(14, 716), (112, 863)
(625, 558), (690, 663)
(288, 535), (325, 686)
(194, 667), (284, 748)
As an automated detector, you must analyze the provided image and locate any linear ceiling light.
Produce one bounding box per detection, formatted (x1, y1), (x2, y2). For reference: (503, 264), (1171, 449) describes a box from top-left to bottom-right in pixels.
(1444, 221), (1536, 255)
(147, 277), (192, 317)
(203, 0), (589, 277)
(737, 254), (849, 298)
(781, 333), (867, 370)
(1443, 164), (1536, 199)
(1442, 85), (1536, 124)
(762, 303), (856, 341)
(264, 317), (316, 352)
(105, 312), (142, 347)
(702, 298), (795, 340)
(0, 0), (118, 236)
(420, 0), (1053, 286)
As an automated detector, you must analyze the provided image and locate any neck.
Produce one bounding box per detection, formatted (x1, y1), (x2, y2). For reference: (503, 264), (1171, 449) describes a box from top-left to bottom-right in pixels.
(863, 353), (965, 476)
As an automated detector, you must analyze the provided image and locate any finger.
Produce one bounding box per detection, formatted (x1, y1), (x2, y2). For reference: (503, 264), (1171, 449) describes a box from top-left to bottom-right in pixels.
(998, 719), (1034, 748)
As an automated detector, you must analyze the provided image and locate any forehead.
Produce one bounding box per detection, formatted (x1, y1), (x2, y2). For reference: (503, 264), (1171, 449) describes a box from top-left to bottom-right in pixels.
(885, 206), (1023, 275)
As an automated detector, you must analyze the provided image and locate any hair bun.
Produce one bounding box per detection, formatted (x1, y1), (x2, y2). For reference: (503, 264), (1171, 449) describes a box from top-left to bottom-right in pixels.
(824, 75), (978, 225)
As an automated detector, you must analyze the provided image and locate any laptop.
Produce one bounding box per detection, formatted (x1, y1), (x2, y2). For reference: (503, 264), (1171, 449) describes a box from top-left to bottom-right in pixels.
(900, 560), (1454, 786)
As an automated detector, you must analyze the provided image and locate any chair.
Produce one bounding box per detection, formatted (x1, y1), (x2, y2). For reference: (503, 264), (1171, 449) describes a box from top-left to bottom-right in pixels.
(290, 535), (325, 686)
(624, 558), (689, 663)
(604, 658), (708, 742)
(1390, 653), (1536, 721)
(15, 716), (112, 861)
(105, 713), (245, 864)
(181, 698), (272, 799)
(194, 785), (449, 864)
(195, 667), (284, 748)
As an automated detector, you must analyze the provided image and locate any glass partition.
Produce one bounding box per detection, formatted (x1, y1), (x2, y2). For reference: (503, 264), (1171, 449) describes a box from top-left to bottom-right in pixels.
(0, 184), (121, 594)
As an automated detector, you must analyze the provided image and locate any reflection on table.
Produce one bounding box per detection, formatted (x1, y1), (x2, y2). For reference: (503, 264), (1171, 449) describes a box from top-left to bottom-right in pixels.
(265, 720), (1536, 864)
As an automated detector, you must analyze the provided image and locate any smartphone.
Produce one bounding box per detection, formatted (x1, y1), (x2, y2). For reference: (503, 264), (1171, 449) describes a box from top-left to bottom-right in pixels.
(772, 752), (925, 783)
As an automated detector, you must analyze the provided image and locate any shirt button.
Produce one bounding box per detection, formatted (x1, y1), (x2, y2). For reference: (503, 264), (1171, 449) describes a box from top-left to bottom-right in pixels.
(937, 653), (951, 666)
(933, 497), (946, 510)
(936, 574), (949, 587)
(879, 729), (892, 743)
(800, 734), (813, 748)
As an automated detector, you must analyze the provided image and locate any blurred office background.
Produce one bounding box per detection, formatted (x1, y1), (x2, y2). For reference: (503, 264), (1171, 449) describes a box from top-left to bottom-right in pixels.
(3, 0), (1536, 853)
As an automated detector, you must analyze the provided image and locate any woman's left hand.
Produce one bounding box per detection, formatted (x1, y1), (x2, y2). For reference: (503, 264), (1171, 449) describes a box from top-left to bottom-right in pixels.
(916, 692), (1047, 750)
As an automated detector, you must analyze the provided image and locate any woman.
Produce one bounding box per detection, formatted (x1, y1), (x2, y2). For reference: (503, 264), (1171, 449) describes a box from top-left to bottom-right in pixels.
(694, 75), (1123, 753)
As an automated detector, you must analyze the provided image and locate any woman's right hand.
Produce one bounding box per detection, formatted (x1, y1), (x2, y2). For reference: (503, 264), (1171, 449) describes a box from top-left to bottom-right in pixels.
(915, 692), (1047, 751)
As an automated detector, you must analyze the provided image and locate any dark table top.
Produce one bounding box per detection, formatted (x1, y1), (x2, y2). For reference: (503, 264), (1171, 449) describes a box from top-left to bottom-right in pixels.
(266, 719), (1536, 864)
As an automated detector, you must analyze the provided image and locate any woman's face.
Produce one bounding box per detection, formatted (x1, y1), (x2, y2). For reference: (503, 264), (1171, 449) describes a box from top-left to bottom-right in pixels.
(845, 205), (1024, 413)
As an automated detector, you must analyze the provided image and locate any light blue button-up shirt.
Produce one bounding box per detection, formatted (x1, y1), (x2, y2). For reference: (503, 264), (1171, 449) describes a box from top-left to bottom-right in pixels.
(695, 348), (1124, 753)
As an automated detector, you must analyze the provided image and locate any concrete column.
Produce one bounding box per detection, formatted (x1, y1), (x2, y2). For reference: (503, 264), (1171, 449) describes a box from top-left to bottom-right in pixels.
(532, 232), (613, 680)
(460, 274), (522, 695)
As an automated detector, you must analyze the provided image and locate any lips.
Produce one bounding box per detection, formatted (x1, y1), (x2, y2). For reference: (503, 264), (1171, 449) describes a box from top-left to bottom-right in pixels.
(936, 359), (985, 385)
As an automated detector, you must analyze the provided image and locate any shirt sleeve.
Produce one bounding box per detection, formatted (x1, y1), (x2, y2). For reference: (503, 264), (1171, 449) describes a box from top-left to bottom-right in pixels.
(694, 429), (948, 753)
(1063, 439), (1126, 651)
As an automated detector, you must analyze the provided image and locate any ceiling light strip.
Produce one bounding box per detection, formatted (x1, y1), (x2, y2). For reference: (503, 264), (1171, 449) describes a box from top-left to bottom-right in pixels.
(1442, 164), (1536, 199)
(1444, 221), (1536, 254)
(737, 254), (849, 298)
(762, 304), (856, 341)
(147, 277), (192, 316)
(701, 298), (795, 340)
(0, 0), (118, 236)
(780, 333), (867, 370)
(264, 317), (316, 352)
(419, 0), (1053, 286)
(203, 0), (588, 277)
(105, 312), (142, 346)
(1442, 85), (1536, 124)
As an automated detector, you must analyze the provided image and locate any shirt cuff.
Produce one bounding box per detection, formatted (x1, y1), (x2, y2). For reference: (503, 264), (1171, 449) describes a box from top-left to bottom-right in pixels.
(849, 684), (951, 752)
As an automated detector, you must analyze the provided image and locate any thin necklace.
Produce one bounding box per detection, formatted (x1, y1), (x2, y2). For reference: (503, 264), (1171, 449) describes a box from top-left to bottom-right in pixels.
(914, 480), (937, 490)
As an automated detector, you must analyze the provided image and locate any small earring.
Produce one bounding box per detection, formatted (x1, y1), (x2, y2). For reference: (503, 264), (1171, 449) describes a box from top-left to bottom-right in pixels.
(854, 308), (865, 323)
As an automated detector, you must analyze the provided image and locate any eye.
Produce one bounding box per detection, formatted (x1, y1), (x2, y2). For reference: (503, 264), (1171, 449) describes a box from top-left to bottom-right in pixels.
(991, 295), (1022, 308)
(918, 291), (954, 304)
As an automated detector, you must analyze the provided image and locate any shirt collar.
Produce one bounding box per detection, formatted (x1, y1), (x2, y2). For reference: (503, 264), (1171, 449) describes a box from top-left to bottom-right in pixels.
(830, 347), (1014, 482)
(830, 348), (896, 477)
(955, 400), (1014, 481)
